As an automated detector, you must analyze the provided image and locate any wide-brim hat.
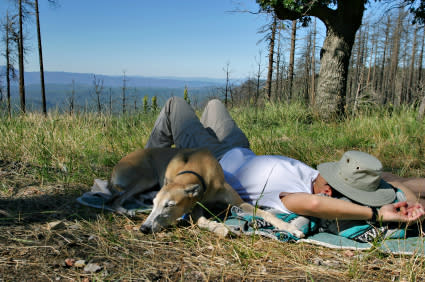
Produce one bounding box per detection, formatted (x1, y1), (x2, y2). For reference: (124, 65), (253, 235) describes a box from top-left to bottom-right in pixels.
(317, 151), (396, 207)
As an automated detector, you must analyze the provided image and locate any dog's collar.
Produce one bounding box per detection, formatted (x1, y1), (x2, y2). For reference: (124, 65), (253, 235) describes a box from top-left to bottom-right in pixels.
(176, 170), (206, 193)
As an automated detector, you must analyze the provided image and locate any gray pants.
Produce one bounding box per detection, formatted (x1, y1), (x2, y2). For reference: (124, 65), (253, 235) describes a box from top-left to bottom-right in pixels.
(145, 97), (250, 160)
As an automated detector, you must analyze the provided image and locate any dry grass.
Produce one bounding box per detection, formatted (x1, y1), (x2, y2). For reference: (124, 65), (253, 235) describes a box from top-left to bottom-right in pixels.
(0, 105), (425, 280)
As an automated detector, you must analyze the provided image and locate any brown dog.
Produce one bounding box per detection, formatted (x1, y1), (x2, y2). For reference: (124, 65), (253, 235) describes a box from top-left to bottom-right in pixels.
(109, 148), (304, 238)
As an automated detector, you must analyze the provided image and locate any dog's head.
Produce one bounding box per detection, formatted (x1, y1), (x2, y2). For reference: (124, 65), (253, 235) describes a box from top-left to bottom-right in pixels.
(139, 182), (203, 233)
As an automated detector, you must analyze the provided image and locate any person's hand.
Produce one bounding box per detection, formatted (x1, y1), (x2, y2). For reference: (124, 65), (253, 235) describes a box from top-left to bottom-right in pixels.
(378, 201), (425, 223)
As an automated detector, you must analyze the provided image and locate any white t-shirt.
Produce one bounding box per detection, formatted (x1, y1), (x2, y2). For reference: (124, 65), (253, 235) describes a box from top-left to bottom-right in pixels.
(219, 147), (319, 214)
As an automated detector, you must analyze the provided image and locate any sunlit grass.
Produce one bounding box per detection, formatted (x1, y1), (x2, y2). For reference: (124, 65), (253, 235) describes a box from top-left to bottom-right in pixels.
(0, 103), (423, 187)
(0, 103), (425, 280)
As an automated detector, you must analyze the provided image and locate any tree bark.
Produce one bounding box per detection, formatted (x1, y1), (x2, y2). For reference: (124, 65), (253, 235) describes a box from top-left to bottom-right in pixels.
(5, 13), (12, 117)
(266, 16), (277, 101)
(388, 9), (404, 106)
(288, 20), (297, 101)
(311, 18), (316, 105)
(35, 0), (47, 116)
(18, 0), (26, 114)
(272, 1), (365, 119)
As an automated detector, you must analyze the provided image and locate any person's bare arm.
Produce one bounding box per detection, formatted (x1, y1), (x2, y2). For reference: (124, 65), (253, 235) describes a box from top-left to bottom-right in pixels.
(281, 193), (424, 222)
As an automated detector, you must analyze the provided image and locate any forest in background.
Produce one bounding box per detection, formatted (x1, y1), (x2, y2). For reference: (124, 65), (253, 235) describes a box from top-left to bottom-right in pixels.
(231, 5), (425, 119)
(1, 1), (425, 119)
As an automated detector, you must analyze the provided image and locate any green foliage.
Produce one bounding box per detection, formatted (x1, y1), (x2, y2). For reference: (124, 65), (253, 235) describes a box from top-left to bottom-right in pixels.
(143, 95), (149, 113)
(151, 96), (158, 112)
(184, 86), (190, 105)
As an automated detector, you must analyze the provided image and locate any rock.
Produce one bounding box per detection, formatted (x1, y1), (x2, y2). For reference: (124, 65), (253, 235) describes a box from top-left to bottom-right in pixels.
(74, 260), (86, 268)
(47, 221), (65, 230)
(343, 250), (355, 257)
(64, 258), (75, 267)
(84, 263), (102, 273)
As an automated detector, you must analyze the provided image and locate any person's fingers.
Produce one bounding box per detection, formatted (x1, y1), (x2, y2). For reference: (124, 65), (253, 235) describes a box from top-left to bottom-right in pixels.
(393, 201), (408, 209)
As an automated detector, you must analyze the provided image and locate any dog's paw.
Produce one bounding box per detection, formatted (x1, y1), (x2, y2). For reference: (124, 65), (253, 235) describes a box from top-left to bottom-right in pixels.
(115, 206), (135, 217)
(292, 229), (305, 238)
(197, 217), (229, 237)
(273, 222), (305, 238)
(211, 224), (229, 238)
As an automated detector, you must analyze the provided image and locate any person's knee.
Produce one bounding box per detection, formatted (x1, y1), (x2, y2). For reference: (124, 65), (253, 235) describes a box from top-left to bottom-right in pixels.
(205, 99), (223, 111)
(164, 96), (189, 111)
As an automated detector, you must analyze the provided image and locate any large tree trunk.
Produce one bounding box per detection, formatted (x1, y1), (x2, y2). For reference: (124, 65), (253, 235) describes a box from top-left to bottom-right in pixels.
(35, 0), (47, 116)
(269, 1), (366, 119)
(313, 2), (365, 119)
(316, 26), (361, 117)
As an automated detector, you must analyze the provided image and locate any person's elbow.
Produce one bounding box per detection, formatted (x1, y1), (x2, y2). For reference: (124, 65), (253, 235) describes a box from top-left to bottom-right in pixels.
(283, 194), (322, 216)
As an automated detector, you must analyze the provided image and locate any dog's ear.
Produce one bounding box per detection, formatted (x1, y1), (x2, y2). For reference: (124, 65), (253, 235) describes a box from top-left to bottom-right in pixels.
(184, 184), (202, 198)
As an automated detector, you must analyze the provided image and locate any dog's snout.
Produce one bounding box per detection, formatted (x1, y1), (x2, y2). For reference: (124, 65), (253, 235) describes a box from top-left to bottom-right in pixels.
(139, 224), (152, 234)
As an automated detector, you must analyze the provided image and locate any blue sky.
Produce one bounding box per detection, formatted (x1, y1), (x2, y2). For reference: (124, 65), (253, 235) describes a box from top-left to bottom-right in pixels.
(1, 0), (282, 80)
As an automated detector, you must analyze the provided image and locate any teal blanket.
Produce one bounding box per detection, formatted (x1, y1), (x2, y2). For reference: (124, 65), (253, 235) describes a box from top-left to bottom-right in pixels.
(224, 206), (425, 256)
(78, 179), (425, 256)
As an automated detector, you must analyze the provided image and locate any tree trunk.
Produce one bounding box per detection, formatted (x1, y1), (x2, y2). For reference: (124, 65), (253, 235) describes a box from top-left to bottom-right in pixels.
(314, 3), (365, 119)
(388, 9), (404, 106)
(5, 13), (12, 118)
(379, 16), (391, 104)
(418, 30), (424, 85)
(266, 16), (277, 101)
(122, 72), (127, 114)
(35, 0), (47, 116)
(274, 27), (281, 102)
(18, 0), (26, 114)
(311, 18), (316, 106)
(288, 20), (296, 101)
(418, 95), (425, 120)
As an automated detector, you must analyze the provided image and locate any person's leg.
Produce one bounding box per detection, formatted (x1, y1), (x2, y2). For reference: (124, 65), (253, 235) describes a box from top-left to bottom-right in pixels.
(382, 172), (425, 206)
(145, 97), (229, 159)
(200, 99), (250, 149)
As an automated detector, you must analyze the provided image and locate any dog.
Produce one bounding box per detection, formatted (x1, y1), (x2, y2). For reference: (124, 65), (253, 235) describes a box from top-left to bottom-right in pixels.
(108, 148), (304, 238)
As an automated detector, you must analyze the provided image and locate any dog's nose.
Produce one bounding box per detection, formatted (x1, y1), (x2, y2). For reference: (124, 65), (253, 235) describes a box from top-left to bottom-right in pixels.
(139, 224), (152, 234)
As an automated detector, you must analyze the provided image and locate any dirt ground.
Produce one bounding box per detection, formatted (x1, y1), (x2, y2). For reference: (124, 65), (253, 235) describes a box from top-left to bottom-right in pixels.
(1, 159), (424, 281)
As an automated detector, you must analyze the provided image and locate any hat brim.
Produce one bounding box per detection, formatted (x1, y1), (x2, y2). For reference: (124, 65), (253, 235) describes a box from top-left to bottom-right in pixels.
(317, 162), (396, 207)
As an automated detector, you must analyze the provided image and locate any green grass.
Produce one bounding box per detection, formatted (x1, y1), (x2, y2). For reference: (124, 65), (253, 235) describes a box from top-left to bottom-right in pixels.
(0, 102), (424, 280)
(1, 103), (423, 186)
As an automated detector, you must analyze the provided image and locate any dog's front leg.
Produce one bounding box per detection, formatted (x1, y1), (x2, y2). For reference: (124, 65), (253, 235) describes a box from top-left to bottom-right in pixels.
(238, 203), (304, 238)
(190, 206), (229, 238)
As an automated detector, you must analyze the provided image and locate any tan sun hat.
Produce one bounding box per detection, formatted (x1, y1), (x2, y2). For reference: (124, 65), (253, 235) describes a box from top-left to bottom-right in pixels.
(317, 151), (396, 207)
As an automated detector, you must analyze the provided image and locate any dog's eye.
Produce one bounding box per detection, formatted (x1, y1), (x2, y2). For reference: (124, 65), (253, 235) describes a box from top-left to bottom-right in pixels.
(164, 201), (176, 208)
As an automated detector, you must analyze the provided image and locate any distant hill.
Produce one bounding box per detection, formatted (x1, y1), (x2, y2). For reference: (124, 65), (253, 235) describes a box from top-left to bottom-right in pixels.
(0, 67), (225, 88)
(0, 68), (227, 112)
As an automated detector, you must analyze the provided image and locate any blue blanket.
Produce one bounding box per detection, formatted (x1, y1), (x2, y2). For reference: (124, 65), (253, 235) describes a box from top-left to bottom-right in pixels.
(78, 179), (425, 255)
(224, 206), (425, 256)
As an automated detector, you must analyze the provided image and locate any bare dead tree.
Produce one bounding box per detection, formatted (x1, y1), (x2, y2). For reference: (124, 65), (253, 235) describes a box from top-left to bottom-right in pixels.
(223, 62), (231, 106)
(288, 20), (297, 101)
(2, 12), (18, 117)
(34, 0), (47, 116)
(122, 71), (127, 114)
(92, 74), (104, 114)
(407, 25), (419, 104)
(109, 88), (112, 115)
(67, 79), (75, 115)
(388, 9), (405, 106)
(274, 20), (283, 102)
(265, 15), (277, 101)
(310, 18), (316, 106)
(18, 0), (25, 113)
